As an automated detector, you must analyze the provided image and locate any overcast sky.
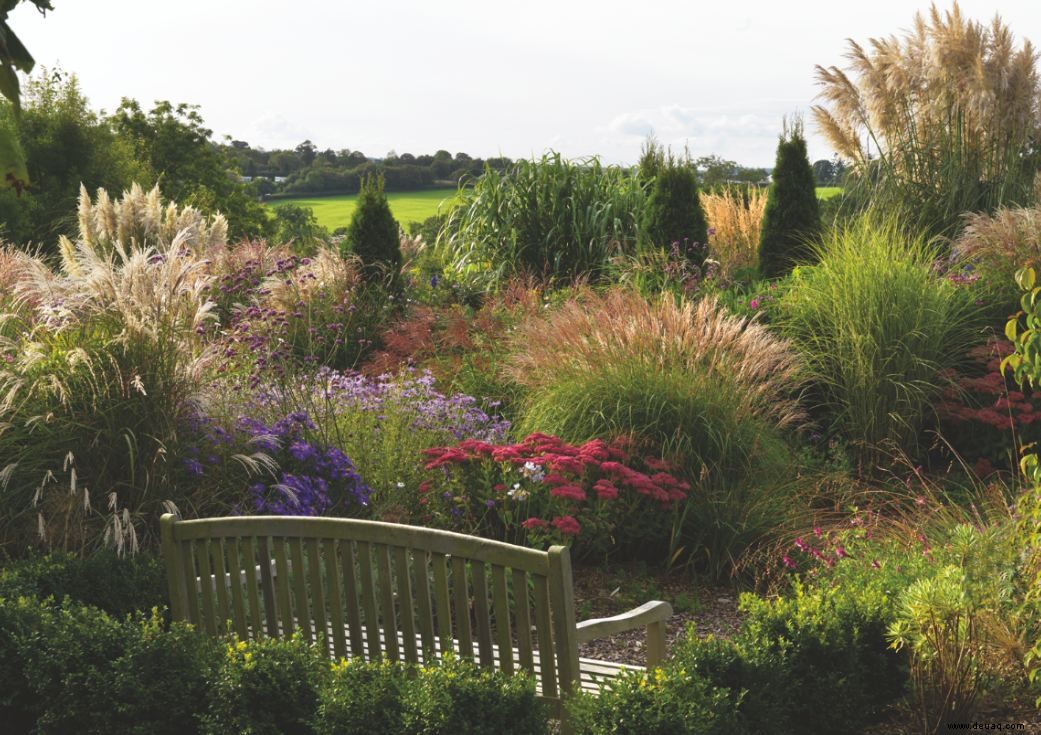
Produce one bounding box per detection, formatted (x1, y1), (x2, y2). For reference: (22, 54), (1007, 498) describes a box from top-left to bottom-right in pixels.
(11, 1), (1041, 167)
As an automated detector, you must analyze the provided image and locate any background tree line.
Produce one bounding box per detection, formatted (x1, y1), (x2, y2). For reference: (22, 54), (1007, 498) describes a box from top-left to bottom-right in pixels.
(229, 141), (515, 198)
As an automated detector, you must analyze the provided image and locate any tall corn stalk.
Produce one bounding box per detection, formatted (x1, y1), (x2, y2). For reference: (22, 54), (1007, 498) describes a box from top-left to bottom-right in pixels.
(436, 153), (646, 290)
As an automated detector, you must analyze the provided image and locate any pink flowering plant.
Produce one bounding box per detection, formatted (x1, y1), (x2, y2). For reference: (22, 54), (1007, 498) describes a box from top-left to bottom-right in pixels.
(419, 432), (689, 560)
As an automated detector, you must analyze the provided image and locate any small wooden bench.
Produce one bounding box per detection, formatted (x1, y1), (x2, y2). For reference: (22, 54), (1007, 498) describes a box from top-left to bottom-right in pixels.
(160, 514), (672, 720)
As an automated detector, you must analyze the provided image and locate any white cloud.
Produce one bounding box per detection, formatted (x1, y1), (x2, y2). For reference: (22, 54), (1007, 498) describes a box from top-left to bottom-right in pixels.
(239, 114), (313, 151)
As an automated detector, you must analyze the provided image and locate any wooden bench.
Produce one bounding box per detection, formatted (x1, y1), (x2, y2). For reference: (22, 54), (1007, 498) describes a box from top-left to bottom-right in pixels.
(160, 514), (672, 720)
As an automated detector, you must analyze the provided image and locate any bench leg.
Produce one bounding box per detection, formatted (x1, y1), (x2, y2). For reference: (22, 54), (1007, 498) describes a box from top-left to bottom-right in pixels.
(646, 620), (666, 668)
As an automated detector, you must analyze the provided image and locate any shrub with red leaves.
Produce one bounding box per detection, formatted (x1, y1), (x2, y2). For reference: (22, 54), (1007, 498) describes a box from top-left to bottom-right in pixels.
(936, 337), (1041, 472)
(418, 432), (689, 560)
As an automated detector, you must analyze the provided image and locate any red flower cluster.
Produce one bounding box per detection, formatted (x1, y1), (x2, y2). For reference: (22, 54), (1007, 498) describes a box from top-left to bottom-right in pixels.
(937, 339), (1040, 430)
(423, 434), (688, 503)
(421, 433), (690, 540)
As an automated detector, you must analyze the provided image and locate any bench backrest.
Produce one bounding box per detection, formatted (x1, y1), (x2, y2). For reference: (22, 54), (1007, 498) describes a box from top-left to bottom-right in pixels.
(159, 514), (581, 706)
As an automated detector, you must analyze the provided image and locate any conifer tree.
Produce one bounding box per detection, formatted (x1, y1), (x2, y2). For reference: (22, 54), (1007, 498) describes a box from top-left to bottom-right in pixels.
(758, 118), (820, 278)
(639, 144), (708, 265)
(342, 173), (400, 279)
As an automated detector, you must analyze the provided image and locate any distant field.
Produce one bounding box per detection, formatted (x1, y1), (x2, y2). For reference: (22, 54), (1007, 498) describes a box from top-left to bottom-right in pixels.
(270, 186), (841, 230)
(266, 188), (460, 230)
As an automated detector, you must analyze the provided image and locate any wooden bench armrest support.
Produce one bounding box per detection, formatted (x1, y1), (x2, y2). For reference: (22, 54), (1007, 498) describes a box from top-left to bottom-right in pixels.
(575, 600), (672, 668)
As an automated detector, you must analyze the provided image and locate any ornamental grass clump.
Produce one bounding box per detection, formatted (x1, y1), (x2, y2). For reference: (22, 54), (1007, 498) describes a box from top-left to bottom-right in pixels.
(813, 2), (1041, 234)
(63, 182), (228, 262)
(507, 289), (806, 574)
(0, 233), (218, 554)
(776, 214), (982, 470)
(703, 185), (768, 276)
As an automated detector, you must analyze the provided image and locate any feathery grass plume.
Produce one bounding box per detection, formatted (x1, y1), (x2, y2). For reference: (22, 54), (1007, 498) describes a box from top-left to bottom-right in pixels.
(510, 289), (805, 431)
(508, 289), (806, 576)
(703, 185), (768, 276)
(776, 213), (983, 471)
(0, 233), (219, 553)
(812, 2), (1041, 235)
(436, 152), (646, 290)
(62, 183), (229, 265)
(953, 204), (1041, 295)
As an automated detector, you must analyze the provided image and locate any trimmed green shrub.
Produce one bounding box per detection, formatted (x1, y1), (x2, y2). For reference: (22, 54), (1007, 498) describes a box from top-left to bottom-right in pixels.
(1, 598), (215, 735)
(776, 214), (981, 468)
(0, 596), (47, 733)
(567, 665), (740, 735)
(203, 635), (326, 735)
(403, 655), (547, 735)
(0, 551), (167, 618)
(342, 173), (401, 278)
(666, 584), (903, 734)
(758, 119), (820, 278)
(733, 583), (905, 731)
(316, 659), (409, 735)
(639, 146), (708, 265)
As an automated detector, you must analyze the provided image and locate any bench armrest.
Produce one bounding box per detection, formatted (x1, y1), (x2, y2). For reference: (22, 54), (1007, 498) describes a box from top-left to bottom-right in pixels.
(575, 600), (673, 667)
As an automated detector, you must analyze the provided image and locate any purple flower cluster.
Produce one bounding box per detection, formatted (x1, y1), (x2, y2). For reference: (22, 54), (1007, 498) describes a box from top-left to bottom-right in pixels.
(179, 408), (371, 517)
(236, 411), (371, 515)
(253, 368), (511, 442)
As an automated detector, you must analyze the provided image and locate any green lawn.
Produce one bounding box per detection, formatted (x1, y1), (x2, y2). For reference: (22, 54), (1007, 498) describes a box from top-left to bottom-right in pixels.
(266, 188), (461, 230)
(271, 186), (842, 231)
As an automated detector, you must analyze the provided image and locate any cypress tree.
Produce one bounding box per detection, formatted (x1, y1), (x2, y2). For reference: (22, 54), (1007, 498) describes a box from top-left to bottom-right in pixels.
(342, 173), (401, 279)
(639, 146), (709, 265)
(758, 119), (820, 278)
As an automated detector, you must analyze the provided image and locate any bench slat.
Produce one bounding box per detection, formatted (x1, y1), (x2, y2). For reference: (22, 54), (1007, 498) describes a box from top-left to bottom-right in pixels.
(491, 564), (513, 674)
(325, 540), (348, 660)
(375, 544), (399, 661)
(211, 538), (233, 634)
(432, 553), (454, 655)
(449, 555), (473, 660)
(393, 546), (419, 664)
(257, 536), (279, 637)
(341, 541), (365, 658)
(513, 569), (534, 672)
(197, 539), (218, 636)
(357, 542), (380, 659)
(272, 537), (294, 636)
(227, 538), (249, 639)
(413, 550), (437, 657)
(288, 538), (312, 643)
(532, 573), (557, 698)
(306, 538), (328, 652)
(178, 539), (199, 627)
